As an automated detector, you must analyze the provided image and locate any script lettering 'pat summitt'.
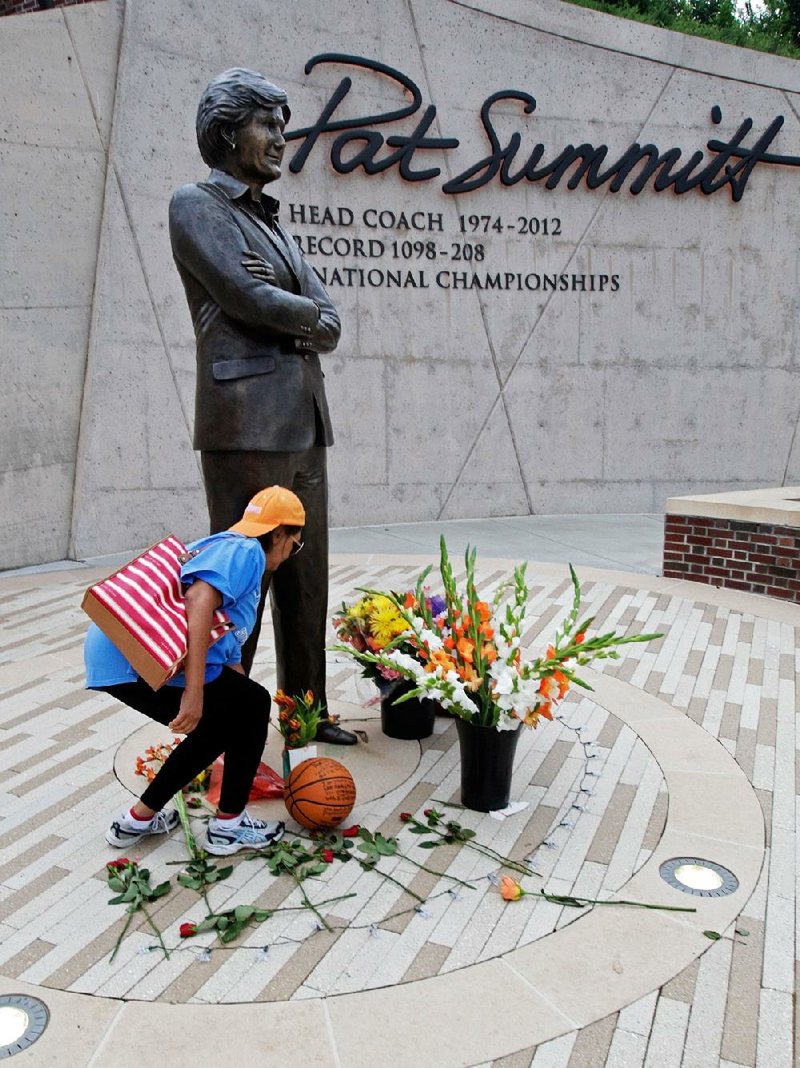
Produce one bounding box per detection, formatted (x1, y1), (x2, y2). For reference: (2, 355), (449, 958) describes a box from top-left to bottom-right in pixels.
(286, 54), (800, 203)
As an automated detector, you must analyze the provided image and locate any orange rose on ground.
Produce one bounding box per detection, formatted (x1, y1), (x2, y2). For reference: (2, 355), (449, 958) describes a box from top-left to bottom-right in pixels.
(500, 875), (524, 901)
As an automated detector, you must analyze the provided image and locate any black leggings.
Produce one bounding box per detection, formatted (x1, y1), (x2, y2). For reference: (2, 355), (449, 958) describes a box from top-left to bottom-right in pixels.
(103, 668), (271, 815)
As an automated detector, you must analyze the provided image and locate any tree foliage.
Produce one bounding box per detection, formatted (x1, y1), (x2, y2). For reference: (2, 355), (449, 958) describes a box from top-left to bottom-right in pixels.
(563, 0), (800, 58)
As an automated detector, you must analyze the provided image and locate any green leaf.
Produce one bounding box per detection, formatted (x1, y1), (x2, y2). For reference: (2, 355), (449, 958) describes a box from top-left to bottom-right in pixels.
(253, 909), (272, 922)
(374, 836), (397, 856)
(107, 876), (125, 892)
(196, 917), (219, 932)
(735, 927), (750, 937)
(177, 874), (202, 890)
(107, 894), (126, 906)
(234, 905), (256, 922)
(152, 881), (171, 897)
(218, 916), (229, 931)
(417, 841), (439, 849)
(122, 884), (139, 902)
(703, 930), (722, 940)
(220, 924), (241, 944)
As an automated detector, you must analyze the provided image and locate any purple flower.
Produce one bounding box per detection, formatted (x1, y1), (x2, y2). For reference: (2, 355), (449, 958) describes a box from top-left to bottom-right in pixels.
(428, 595), (446, 618)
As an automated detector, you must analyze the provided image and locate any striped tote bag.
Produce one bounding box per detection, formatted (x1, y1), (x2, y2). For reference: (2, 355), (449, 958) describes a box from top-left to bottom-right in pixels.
(81, 535), (232, 690)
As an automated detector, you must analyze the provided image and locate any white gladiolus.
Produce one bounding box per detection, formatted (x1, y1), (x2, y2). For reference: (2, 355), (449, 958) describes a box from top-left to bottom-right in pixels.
(496, 713), (521, 731)
(490, 667), (516, 694)
(419, 628), (444, 650)
(386, 650), (423, 675)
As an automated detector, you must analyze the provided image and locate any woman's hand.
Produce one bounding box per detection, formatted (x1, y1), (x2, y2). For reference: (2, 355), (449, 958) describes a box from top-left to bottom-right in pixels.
(170, 688), (203, 734)
(242, 249), (276, 283)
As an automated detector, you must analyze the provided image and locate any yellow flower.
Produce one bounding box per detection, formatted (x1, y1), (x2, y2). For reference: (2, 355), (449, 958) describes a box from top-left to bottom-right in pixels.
(369, 597), (408, 647)
(351, 597), (373, 621)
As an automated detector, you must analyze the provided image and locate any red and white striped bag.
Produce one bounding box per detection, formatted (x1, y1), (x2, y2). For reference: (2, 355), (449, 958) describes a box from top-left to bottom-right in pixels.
(81, 535), (233, 690)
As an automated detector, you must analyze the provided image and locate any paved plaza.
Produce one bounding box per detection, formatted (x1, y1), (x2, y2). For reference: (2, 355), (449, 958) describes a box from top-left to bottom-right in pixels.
(0, 515), (796, 1066)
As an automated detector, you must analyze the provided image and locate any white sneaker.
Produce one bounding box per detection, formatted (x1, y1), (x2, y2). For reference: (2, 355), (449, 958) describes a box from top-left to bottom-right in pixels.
(105, 808), (179, 848)
(202, 811), (285, 855)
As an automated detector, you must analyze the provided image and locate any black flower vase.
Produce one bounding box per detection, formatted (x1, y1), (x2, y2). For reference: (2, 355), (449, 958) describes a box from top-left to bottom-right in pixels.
(456, 718), (521, 811)
(380, 680), (437, 740)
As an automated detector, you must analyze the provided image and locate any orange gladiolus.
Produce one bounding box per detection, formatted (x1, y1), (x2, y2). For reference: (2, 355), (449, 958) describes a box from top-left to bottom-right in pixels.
(274, 690), (296, 712)
(443, 636), (455, 651)
(426, 649), (454, 674)
(479, 622), (494, 640)
(457, 638), (475, 664)
(539, 671), (569, 702)
(457, 662), (480, 689)
(476, 601), (491, 623)
(404, 592), (415, 609)
(484, 647), (497, 665)
(500, 875), (524, 901)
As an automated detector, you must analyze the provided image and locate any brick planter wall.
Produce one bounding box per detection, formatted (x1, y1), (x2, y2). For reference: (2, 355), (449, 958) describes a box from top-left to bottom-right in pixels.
(0, 0), (102, 16)
(663, 514), (800, 601)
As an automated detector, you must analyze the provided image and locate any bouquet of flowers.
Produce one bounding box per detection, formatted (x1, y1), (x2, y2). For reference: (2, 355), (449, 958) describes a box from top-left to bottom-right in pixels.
(333, 537), (661, 731)
(274, 689), (323, 748)
(135, 740), (211, 800)
(333, 590), (446, 688)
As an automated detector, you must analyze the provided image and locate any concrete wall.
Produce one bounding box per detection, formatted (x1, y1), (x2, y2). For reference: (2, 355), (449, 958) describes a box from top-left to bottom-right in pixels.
(3, 0), (800, 566)
(0, 0), (121, 567)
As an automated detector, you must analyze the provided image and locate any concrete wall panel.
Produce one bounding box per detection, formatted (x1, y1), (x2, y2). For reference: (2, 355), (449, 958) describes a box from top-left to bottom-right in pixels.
(3, 0), (800, 565)
(0, 1), (122, 568)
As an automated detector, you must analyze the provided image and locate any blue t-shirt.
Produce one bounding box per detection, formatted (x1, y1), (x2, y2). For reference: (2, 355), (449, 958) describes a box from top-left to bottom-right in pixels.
(84, 532), (266, 688)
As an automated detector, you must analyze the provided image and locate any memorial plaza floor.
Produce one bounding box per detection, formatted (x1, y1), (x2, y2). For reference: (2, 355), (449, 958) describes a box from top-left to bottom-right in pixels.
(0, 514), (795, 1067)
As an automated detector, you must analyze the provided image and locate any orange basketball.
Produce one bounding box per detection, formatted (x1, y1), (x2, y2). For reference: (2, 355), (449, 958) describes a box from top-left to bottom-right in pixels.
(284, 757), (356, 830)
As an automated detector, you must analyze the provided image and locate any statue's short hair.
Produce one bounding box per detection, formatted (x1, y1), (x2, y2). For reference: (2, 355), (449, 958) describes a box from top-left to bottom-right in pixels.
(196, 68), (290, 167)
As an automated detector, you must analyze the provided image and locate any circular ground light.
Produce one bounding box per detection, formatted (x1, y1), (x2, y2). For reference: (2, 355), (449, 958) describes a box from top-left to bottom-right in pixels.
(0, 996), (49, 1060)
(659, 857), (739, 897)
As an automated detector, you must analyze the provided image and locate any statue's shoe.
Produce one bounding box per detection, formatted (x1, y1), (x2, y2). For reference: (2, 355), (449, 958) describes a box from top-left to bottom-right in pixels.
(314, 720), (359, 745)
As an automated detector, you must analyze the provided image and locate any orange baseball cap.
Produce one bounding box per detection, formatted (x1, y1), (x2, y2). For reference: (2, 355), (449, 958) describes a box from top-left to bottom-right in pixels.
(228, 486), (305, 537)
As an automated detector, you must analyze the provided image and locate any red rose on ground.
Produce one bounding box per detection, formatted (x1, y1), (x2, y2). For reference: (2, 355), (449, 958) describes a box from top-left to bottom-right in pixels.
(179, 922), (197, 938)
(399, 812), (412, 822)
(106, 858), (130, 870)
(341, 825), (360, 837)
(321, 849), (335, 863)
